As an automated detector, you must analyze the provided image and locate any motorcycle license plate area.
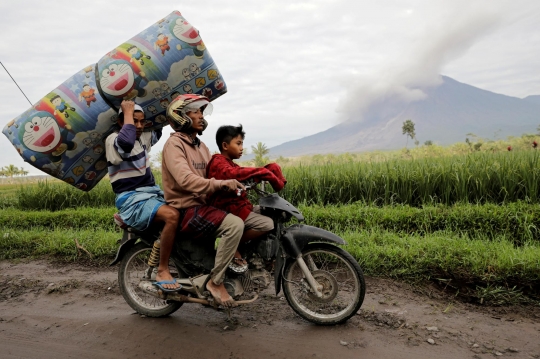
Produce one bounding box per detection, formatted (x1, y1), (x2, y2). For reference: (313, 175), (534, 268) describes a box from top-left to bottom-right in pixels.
(2, 10), (226, 191)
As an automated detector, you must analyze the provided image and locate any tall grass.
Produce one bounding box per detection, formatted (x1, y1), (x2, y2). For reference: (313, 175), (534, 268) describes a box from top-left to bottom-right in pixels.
(0, 228), (119, 261)
(299, 201), (540, 245)
(15, 179), (116, 210)
(281, 150), (540, 206)
(12, 171), (163, 211)
(6, 150), (540, 210)
(1, 201), (539, 245)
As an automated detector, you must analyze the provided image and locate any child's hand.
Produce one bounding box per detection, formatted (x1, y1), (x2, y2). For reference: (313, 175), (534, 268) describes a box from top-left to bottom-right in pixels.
(221, 179), (245, 192)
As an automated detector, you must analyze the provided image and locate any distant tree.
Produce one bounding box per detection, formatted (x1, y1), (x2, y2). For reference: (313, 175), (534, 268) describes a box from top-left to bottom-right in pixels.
(402, 119), (416, 148)
(424, 140), (433, 146)
(2, 164), (20, 179)
(465, 134), (483, 152)
(251, 142), (270, 167)
(276, 155), (289, 164)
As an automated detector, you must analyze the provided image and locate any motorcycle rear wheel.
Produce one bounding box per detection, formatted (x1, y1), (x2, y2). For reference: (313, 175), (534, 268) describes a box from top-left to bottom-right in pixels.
(282, 243), (365, 325)
(118, 242), (183, 317)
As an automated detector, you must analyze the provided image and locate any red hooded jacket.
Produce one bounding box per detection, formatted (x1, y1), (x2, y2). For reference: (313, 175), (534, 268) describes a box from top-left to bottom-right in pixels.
(206, 154), (286, 220)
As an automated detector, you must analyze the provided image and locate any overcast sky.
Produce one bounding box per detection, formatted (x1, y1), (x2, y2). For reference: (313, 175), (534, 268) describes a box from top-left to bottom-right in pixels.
(1, 0), (539, 174)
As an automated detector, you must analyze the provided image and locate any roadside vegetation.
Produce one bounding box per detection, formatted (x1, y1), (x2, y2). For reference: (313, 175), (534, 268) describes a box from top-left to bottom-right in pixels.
(1, 135), (540, 305)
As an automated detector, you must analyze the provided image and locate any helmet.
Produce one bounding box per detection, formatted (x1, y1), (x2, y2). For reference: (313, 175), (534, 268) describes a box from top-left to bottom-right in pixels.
(166, 94), (213, 133)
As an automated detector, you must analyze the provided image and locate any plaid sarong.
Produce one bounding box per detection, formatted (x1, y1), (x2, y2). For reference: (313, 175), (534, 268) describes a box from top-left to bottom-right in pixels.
(177, 205), (227, 240)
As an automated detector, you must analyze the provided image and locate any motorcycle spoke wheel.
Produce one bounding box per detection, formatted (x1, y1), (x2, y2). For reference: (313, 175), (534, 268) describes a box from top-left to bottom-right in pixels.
(283, 243), (365, 325)
(118, 242), (182, 317)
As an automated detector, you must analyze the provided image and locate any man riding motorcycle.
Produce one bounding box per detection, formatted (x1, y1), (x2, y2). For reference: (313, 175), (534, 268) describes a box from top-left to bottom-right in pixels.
(161, 94), (245, 308)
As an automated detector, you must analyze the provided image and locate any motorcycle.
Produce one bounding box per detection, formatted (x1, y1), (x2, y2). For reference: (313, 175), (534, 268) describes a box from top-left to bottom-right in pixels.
(110, 181), (366, 325)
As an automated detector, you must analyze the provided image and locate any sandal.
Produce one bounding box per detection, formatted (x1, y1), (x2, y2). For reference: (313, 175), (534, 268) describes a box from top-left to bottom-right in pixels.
(153, 279), (182, 293)
(228, 257), (248, 273)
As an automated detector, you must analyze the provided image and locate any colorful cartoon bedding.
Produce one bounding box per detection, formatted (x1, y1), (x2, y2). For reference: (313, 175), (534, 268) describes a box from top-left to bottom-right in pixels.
(2, 10), (226, 191)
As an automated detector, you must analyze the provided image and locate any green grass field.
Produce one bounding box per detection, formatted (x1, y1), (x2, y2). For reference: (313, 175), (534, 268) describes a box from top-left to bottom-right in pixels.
(0, 202), (538, 305)
(2, 141), (540, 305)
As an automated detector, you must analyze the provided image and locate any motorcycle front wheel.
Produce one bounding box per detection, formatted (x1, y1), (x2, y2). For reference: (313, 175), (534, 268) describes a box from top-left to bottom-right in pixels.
(282, 243), (365, 325)
(118, 242), (183, 317)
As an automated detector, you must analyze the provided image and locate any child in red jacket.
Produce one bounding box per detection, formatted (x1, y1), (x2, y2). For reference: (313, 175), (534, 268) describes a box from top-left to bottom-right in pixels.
(207, 124), (286, 270)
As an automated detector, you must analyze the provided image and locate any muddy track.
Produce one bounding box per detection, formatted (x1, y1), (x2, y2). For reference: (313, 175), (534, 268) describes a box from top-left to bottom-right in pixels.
(0, 260), (539, 359)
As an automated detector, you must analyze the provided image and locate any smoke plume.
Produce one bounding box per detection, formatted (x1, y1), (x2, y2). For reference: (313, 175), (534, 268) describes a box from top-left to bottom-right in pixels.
(339, 2), (503, 121)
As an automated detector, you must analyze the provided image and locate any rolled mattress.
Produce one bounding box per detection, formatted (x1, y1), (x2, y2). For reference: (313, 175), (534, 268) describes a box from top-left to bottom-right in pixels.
(2, 10), (226, 191)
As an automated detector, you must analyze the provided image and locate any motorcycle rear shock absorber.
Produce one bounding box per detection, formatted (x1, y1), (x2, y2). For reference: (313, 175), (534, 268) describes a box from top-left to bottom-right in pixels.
(147, 240), (161, 267)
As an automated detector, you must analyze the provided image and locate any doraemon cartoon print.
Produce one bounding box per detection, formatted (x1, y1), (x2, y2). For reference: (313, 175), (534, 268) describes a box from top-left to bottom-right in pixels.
(169, 17), (205, 57)
(98, 60), (147, 100)
(18, 112), (76, 164)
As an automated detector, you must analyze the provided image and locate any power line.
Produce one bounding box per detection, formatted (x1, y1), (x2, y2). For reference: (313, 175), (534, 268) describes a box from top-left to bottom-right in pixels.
(0, 60), (33, 106)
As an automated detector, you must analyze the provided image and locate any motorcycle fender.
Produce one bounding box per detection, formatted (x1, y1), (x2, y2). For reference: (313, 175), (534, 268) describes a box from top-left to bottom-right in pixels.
(281, 224), (346, 257)
(109, 231), (138, 266)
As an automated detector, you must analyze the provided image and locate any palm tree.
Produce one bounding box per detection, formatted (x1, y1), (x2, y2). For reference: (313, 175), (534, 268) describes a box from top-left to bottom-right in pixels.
(251, 142), (270, 167)
(2, 164), (20, 179)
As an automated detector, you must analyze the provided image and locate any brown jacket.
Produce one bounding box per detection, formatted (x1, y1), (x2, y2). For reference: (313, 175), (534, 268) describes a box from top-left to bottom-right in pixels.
(162, 132), (224, 209)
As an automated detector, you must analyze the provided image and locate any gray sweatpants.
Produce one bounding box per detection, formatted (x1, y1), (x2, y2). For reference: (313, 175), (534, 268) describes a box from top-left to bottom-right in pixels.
(210, 214), (244, 284)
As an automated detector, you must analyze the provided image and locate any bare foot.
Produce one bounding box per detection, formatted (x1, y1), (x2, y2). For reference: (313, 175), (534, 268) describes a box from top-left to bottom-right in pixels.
(155, 268), (180, 290)
(206, 279), (237, 308)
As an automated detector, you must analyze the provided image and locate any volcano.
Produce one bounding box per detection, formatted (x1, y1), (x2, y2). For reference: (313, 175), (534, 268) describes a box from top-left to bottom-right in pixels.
(268, 76), (540, 157)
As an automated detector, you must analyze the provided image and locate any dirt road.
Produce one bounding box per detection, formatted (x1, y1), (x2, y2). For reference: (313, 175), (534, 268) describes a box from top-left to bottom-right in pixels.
(0, 261), (539, 359)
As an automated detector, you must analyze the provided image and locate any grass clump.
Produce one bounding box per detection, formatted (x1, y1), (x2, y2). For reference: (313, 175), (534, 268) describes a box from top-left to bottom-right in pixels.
(0, 228), (119, 261)
(342, 229), (540, 304)
(0, 207), (117, 231)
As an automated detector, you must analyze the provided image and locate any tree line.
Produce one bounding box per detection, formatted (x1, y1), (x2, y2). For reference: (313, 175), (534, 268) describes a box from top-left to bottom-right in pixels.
(0, 164), (28, 178)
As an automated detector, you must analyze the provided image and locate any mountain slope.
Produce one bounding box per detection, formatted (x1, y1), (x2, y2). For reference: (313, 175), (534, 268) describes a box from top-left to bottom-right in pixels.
(524, 95), (540, 105)
(269, 76), (540, 157)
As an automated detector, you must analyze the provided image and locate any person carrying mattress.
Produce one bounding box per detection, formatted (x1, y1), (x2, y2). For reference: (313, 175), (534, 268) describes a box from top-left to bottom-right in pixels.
(105, 100), (181, 293)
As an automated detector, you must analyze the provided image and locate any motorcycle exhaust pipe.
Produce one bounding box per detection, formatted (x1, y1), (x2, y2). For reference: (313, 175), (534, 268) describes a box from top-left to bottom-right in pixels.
(138, 281), (258, 306)
(138, 281), (209, 304)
